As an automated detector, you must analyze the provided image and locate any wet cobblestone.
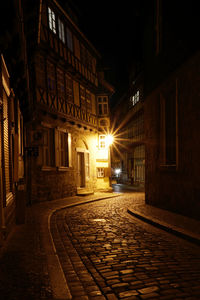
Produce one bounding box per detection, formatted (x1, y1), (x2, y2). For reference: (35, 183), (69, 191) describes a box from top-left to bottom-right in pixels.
(51, 194), (200, 299)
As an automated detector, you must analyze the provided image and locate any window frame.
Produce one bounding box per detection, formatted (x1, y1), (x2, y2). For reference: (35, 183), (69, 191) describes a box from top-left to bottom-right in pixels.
(58, 18), (65, 43)
(131, 90), (140, 107)
(97, 167), (105, 178)
(66, 27), (73, 52)
(97, 96), (108, 115)
(47, 61), (56, 92)
(65, 74), (74, 103)
(48, 7), (56, 34)
(99, 134), (106, 149)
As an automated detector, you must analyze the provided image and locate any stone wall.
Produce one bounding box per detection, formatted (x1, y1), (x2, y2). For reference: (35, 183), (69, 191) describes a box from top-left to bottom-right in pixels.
(28, 116), (98, 203)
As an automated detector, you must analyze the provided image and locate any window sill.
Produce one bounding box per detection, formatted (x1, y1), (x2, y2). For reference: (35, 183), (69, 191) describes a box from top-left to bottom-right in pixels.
(41, 166), (56, 171)
(160, 164), (177, 171)
(57, 166), (68, 172)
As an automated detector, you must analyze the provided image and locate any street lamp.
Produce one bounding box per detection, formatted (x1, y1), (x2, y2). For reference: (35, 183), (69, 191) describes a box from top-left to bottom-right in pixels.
(105, 134), (114, 147)
(105, 134), (114, 187)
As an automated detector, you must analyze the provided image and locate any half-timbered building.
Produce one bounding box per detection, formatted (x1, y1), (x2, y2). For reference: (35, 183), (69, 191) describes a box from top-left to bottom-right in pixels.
(23, 0), (114, 202)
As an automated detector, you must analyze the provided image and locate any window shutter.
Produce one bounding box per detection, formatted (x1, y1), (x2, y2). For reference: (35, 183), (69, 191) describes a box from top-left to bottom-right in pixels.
(54, 129), (59, 167)
(74, 36), (80, 60)
(3, 90), (11, 196)
(104, 167), (111, 177)
(68, 133), (72, 167)
(85, 152), (89, 178)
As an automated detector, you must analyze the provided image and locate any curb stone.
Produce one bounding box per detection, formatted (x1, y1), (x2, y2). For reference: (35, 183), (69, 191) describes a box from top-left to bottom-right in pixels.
(127, 208), (200, 246)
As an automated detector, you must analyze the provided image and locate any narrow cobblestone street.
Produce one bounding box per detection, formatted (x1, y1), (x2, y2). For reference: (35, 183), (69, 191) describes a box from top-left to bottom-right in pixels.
(51, 194), (200, 300)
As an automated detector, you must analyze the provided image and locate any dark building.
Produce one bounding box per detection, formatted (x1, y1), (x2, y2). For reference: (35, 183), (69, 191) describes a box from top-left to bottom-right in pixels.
(111, 70), (145, 187)
(0, 0), (27, 243)
(143, 0), (200, 219)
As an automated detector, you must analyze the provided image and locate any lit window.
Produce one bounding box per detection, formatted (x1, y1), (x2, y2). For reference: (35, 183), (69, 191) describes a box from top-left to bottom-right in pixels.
(99, 135), (106, 148)
(97, 168), (104, 178)
(58, 18), (65, 43)
(48, 7), (56, 34)
(131, 90), (140, 106)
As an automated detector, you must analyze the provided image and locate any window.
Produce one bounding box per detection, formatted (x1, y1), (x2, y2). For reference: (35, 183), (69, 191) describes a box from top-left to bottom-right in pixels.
(42, 128), (55, 167)
(86, 90), (92, 112)
(48, 7), (56, 34)
(165, 92), (176, 164)
(100, 119), (108, 127)
(3, 89), (12, 202)
(55, 130), (71, 167)
(97, 168), (104, 178)
(98, 96), (108, 115)
(47, 62), (55, 92)
(42, 128), (71, 168)
(58, 18), (65, 43)
(128, 113), (144, 141)
(99, 135), (106, 149)
(57, 68), (65, 97)
(80, 43), (93, 70)
(131, 90), (140, 107)
(66, 28), (73, 52)
(65, 74), (73, 102)
(80, 44), (86, 65)
(58, 131), (68, 167)
(80, 85), (86, 108)
(87, 51), (93, 71)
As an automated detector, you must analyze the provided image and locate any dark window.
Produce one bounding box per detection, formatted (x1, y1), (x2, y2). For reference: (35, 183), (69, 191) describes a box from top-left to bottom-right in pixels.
(165, 90), (176, 164)
(58, 18), (65, 43)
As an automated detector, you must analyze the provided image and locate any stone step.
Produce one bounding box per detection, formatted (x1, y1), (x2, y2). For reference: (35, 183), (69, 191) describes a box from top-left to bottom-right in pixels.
(76, 188), (94, 196)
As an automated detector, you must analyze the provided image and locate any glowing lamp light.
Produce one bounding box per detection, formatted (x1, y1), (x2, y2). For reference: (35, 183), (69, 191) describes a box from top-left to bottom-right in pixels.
(105, 134), (114, 147)
(115, 168), (121, 175)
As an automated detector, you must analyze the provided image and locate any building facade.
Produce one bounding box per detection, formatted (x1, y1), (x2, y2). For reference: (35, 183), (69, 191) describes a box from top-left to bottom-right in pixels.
(0, 55), (25, 243)
(0, 0), (27, 243)
(143, 0), (200, 219)
(111, 71), (145, 187)
(23, 0), (114, 202)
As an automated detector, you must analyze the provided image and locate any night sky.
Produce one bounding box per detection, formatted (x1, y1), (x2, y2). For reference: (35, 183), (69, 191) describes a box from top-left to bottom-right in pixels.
(60, 1), (144, 105)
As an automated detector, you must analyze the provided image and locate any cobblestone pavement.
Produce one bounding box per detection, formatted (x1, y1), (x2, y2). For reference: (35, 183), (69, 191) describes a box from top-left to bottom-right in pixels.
(51, 193), (200, 300)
